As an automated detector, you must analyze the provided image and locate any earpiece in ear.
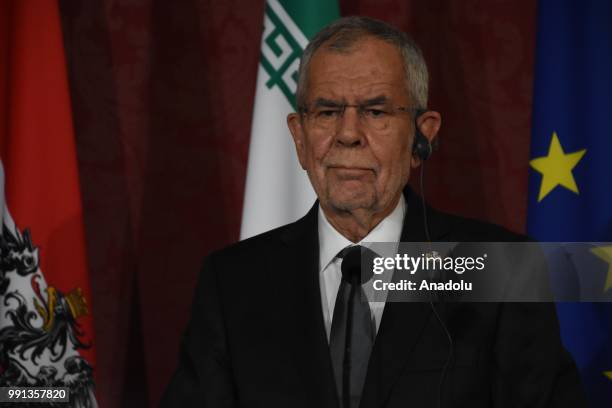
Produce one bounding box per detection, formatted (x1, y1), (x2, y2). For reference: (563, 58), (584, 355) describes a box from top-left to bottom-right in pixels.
(412, 129), (432, 161)
(412, 109), (433, 161)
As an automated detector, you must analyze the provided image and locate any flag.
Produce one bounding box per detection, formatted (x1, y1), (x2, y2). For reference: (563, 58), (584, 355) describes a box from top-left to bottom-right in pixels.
(0, 1), (97, 406)
(528, 0), (612, 404)
(240, 0), (339, 239)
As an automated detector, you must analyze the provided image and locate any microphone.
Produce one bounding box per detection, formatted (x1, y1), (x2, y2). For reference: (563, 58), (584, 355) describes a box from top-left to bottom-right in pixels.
(340, 246), (376, 285)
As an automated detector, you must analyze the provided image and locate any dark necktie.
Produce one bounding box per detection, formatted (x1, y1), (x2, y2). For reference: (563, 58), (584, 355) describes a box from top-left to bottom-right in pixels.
(329, 245), (376, 408)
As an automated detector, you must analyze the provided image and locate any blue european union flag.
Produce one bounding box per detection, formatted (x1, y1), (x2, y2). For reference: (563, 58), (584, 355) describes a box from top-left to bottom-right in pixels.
(528, 0), (612, 405)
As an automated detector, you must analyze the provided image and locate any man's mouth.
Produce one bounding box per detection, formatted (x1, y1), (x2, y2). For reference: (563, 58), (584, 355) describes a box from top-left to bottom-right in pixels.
(328, 166), (375, 179)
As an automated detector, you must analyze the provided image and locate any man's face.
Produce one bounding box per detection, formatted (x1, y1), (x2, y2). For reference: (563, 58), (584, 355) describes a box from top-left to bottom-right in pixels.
(288, 37), (419, 216)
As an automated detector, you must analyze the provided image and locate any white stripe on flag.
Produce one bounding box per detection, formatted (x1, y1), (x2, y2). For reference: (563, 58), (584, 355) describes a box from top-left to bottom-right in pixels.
(240, 64), (316, 239)
(0, 161), (15, 235)
(0, 161), (16, 236)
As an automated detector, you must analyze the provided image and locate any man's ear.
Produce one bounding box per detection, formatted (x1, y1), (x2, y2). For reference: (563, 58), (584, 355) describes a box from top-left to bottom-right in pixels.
(287, 112), (308, 170)
(410, 110), (442, 168)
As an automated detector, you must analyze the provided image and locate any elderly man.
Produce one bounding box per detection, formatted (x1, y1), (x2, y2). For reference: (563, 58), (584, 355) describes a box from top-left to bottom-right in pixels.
(161, 16), (585, 408)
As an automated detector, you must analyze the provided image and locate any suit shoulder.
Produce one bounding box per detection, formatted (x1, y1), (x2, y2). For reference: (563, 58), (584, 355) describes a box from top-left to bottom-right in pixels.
(210, 203), (318, 263)
(206, 220), (298, 265)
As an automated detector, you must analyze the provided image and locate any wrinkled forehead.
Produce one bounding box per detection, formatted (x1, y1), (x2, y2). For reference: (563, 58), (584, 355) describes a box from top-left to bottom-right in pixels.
(305, 38), (409, 104)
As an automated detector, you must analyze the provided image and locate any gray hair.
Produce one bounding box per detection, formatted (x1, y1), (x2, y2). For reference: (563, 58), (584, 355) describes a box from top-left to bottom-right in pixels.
(296, 16), (429, 110)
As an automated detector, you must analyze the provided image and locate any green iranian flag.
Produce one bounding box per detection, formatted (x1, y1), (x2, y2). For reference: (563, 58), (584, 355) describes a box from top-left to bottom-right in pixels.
(241, 0), (339, 239)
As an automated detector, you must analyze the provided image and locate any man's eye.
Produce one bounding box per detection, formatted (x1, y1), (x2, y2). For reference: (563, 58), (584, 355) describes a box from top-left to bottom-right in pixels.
(316, 109), (340, 118)
(364, 109), (387, 118)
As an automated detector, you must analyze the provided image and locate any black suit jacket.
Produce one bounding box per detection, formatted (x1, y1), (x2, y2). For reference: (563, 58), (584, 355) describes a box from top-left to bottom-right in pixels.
(161, 187), (586, 407)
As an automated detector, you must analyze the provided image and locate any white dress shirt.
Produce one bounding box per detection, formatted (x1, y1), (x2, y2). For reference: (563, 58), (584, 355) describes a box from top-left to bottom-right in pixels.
(317, 196), (406, 341)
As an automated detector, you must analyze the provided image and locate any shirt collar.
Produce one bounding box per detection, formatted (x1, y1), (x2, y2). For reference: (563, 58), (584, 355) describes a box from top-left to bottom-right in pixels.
(317, 195), (406, 272)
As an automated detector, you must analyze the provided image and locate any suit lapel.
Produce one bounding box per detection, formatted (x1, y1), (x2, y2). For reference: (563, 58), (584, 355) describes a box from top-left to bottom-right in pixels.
(360, 187), (451, 408)
(276, 203), (339, 408)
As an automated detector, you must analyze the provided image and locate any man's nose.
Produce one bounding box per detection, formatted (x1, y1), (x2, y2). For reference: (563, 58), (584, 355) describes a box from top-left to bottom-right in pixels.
(335, 107), (365, 147)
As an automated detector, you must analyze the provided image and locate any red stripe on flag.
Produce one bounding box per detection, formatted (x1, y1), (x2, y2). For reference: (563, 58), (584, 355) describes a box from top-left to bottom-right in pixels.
(0, 0), (96, 367)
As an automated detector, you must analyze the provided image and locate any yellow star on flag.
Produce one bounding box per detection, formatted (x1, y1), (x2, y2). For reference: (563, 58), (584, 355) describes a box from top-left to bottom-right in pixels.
(590, 245), (612, 292)
(605, 371), (612, 381)
(530, 132), (586, 202)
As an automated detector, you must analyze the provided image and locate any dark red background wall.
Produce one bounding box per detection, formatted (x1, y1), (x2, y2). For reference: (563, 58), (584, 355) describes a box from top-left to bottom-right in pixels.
(58, 0), (537, 406)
